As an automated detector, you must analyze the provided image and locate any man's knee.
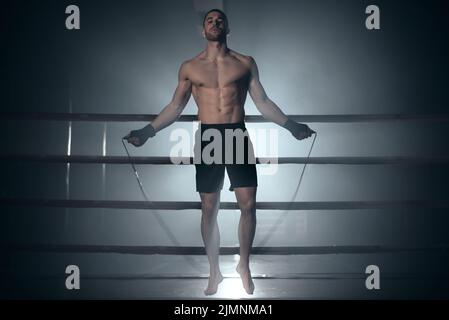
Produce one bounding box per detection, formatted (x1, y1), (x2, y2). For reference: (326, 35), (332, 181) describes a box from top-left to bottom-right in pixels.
(200, 194), (220, 216)
(239, 198), (256, 216)
(202, 204), (217, 217)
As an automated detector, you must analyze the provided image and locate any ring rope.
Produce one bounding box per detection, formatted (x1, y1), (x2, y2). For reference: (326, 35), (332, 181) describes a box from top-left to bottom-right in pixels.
(3, 155), (449, 165)
(2, 198), (448, 210)
(4, 272), (435, 280)
(4, 244), (449, 255)
(2, 112), (449, 123)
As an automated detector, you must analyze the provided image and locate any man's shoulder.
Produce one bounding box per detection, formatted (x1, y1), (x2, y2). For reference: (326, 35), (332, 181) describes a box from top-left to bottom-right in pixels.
(229, 50), (255, 65)
(179, 58), (195, 70)
(177, 56), (199, 79)
(179, 53), (205, 73)
(182, 51), (206, 65)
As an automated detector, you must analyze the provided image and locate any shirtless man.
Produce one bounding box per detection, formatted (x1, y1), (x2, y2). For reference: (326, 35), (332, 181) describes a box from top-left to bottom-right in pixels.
(125, 9), (315, 295)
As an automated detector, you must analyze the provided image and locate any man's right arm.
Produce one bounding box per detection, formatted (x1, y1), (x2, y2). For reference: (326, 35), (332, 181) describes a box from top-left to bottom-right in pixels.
(125, 62), (192, 146)
(150, 62), (192, 133)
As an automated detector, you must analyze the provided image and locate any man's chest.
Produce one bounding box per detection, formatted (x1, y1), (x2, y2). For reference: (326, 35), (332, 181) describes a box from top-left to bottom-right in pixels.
(189, 59), (250, 88)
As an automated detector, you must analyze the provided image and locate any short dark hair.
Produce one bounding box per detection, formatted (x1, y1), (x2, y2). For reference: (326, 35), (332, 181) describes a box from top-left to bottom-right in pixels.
(202, 8), (228, 27)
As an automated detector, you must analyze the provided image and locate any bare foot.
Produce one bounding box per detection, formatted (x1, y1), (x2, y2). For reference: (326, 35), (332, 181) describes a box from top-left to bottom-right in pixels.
(236, 264), (255, 294)
(204, 272), (224, 296)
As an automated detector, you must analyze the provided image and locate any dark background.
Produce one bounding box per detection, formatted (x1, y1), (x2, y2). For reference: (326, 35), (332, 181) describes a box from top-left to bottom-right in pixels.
(1, 0), (449, 299)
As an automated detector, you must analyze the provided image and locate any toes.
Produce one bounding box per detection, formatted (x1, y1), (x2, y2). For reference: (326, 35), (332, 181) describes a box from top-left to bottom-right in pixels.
(236, 267), (255, 294)
(242, 280), (255, 295)
(204, 288), (217, 296)
(203, 275), (223, 296)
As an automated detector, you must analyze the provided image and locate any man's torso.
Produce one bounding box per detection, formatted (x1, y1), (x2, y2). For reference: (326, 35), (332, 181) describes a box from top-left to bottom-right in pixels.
(185, 50), (252, 124)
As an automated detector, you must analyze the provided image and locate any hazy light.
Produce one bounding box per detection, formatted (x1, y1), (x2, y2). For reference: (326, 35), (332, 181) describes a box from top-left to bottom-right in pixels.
(217, 278), (248, 299)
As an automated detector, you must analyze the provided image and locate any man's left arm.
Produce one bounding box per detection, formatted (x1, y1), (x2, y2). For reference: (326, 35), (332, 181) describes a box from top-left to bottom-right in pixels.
(248, 57), (315, 140)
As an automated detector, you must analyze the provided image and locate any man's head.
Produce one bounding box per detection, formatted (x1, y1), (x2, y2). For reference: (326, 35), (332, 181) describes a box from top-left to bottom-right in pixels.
(202, 9), (229, 42)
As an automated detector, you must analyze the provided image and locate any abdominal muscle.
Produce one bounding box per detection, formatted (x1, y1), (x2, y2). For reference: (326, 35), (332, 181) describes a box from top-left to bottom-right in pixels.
(193, 85), (247, 124)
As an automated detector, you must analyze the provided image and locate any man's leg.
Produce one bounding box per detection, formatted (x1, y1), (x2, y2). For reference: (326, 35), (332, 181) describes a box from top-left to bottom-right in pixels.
(234, 186), (257, 294)
(200, 191), (223, 295)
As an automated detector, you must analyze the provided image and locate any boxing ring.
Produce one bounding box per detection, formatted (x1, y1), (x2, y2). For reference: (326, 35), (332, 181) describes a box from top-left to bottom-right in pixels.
(1, 112), (449, 299)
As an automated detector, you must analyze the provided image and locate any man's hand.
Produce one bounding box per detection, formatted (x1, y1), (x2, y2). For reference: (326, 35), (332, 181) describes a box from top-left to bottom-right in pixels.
(123, 124), (156, 147)
(283, 118), (316, 140)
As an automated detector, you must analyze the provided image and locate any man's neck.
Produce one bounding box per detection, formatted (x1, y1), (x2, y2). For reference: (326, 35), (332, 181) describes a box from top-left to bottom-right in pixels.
(205, 40), (229, 61)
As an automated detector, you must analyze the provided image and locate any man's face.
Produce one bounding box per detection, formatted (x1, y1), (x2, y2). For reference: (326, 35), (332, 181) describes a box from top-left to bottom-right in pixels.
(203, 11), (228, 41)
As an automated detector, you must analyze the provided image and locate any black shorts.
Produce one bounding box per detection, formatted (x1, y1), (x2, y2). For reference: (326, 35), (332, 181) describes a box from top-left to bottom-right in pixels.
(194, 122), (258, 193)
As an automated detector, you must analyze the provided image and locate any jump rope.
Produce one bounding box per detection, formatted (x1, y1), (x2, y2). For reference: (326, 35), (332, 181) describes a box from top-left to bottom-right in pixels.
(122, 129), (317, 259)
(121, 138), (200, 271)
